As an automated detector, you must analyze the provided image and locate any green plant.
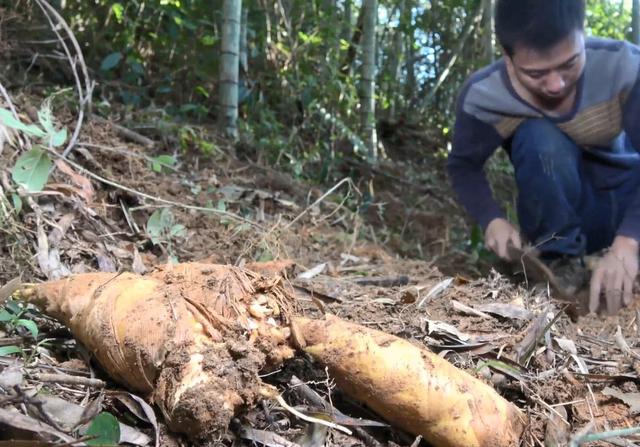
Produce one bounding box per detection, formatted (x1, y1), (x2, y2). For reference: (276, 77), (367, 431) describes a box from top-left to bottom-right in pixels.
(149, 154), (177, 173)
(4, 99), (68, 193)
(0, 300), (39, 359)
(85, 412), (121, 446)
(0, 300), (39, 340)
(146, 208), (187, 263)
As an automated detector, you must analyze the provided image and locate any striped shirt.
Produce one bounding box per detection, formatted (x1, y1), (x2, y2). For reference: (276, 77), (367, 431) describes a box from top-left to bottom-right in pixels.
(448, 37), (640, 241)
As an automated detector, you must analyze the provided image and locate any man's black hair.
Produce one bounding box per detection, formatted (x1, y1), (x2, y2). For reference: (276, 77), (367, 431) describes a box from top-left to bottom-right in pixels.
(495, 0), (586, 56)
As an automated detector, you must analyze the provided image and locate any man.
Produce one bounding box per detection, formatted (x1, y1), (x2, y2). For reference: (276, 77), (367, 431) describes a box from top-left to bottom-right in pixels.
(448, 0), (640, 314)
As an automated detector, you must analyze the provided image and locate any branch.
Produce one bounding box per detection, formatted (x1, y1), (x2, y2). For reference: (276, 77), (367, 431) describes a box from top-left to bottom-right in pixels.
(419, 4), (483, 110)
(34, 0), (94, 159)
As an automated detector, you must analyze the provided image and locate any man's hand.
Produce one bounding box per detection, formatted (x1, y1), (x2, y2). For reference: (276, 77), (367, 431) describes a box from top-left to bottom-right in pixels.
(485, 218), (522, 261)
(589, 235), (639, 315)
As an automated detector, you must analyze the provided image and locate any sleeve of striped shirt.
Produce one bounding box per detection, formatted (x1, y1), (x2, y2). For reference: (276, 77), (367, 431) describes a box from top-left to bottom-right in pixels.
(447, 108), (505, 230)
(618, 74), (640, 241)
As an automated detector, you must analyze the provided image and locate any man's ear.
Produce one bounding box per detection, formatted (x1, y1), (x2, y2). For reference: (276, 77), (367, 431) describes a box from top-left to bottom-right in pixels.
(503, 52), (514, 71)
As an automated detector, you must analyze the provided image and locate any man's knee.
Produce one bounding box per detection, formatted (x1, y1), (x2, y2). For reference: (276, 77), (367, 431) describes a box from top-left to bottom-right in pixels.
(511, 119), (579, 163)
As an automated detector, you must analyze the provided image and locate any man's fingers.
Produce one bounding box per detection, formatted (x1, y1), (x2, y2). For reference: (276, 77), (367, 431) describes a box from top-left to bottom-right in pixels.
(485, 237), (497, 255)
(623, 276), (633, 306)
(606, 272), (623, 315)
(511, 232), (522, 250)
(589, 269), (604, 313)
(496, 239), (508, 260)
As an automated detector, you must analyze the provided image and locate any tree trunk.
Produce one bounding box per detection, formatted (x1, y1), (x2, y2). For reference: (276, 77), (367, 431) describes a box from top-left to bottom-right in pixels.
(387, 26), (404, 119)
(483, 0), (495, 62)
(342, 0), (353, 42)
(239, 6), (248, 74)
(361, 0), (378, 161)
(219, 0), (243, 140)
(402, 0), (415, 101)
(633, 0), (640, 45)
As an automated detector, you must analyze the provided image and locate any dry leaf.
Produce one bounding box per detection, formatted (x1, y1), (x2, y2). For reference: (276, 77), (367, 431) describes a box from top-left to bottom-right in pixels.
(297, 263), (327, 280)
(476, 303), (533, 321)
(54, 159), (95, 203)
(132, 248), (148, 275)
(544, 405), (570, 447)
(48, 213), (76, 246)
(0, 407), (77, 443)
(602, 387), (640, 415)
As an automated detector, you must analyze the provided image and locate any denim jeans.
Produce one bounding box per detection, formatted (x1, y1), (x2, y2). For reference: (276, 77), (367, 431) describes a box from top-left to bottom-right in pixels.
(510, 119), (640, 258)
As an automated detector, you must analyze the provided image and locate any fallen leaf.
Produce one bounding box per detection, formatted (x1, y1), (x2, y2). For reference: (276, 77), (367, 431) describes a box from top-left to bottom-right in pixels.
(36, 215), (51, 277)
(296, 423), (328, 447)
(28, 394), (85, 431)
(476, 303), (533, 321)
(417, 277), (453, 308)
(425, 319), (471, 342)
(96, 252), (117, 273)
(451, 300), (493, 319)
(297, 263), (327, 280)
(555, 337), (578, 356)
(0, 363), (23, 388)
(119, 423), (152, 446)
(54, 159), (95, 203)
(602, 387), (640, 415)
(132, 248), (148, 275)
(112, 392), (159, 447)
(0, 407), (78, 444)
(544, 405), (570, 447)
(48, 213), (75, 246)
(240, 425), (302, 447)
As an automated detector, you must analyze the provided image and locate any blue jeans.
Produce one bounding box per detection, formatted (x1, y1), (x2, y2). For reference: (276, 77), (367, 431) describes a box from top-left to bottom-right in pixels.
(510, 119), (640, 257)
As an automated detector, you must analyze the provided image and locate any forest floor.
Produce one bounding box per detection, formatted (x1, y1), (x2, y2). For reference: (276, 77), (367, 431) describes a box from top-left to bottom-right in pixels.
(2, 100), (640, 447)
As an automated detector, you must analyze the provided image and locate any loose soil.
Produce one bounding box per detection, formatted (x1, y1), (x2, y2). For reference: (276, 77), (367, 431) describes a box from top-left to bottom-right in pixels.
(1, 102), (640, 447)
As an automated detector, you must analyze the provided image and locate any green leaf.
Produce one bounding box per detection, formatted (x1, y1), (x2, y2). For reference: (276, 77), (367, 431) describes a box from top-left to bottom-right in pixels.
(5, 301), (21, 315)
(86, 412), (121, 446)
(11, 193), (22, 214)
(195, 86), (210, 98)
(111, 3), (124, 22)
(170, 224), (186, 238)
(147, 208), (174, 244)
(50, 128), (67, 148)
(11, 147), (52, 192)
(150, 155), (176, 173)
(101, 52), (123, 71)
(0, 108), (46, 138)
(0, 345), (22, 356)
(200, 35), (217, 46)
(16, 319), (38, 339)
(146, 210), (164, 244)
(37, 102), (55, 135)
(0, 309), (13, 322)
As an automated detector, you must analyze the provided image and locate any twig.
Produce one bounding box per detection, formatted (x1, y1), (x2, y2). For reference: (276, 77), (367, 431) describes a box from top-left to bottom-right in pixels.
(34, 0), (93, 159)
(275, 394), (352, 435)
(90, 114), (154, 148)
(283, 177), (355, 230)
(31, 373), (105, 388)
(0, 81), (19, 117)
(352, 275), (410, 287)
(569, 423), (640, 446)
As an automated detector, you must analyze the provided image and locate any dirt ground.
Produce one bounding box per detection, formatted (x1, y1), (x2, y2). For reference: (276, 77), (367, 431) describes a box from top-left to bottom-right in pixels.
(2, 106), (640, 447)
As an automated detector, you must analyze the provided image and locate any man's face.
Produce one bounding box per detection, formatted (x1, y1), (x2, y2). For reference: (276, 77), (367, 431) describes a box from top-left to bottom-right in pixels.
(506, 30), (586, 109)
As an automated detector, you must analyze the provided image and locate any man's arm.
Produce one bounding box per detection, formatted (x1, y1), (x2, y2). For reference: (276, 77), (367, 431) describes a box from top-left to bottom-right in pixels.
(447, 109), (505, 230)
(618, 74), (640, 240)
(589, 69), (640, 314)
(448, 108), (524, 259)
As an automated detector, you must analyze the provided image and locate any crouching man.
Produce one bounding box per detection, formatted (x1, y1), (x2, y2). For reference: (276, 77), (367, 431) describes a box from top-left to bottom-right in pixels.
(448, 0), (640, 314)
